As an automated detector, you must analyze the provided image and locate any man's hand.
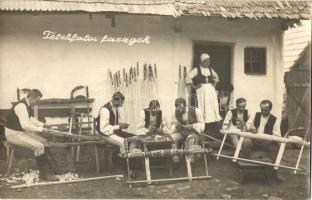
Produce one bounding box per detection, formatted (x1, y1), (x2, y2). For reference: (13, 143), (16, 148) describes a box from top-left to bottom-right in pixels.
(194, 84), (202, 90)
(43, 124), (51, 129)
(176, 123), (182, 130)
(236, 122), (245, 130)
(119, 123), (129, 129)
(190, 83), (201, 90)
(156, 127), (162, 133)
(248, 127), (257, 133)
(42, 127), (51, 134)
(183, 124), (193, 131)
(148, 126), (157, 134)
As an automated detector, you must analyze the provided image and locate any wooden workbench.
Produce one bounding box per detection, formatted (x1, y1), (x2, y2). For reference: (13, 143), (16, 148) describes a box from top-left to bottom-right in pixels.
(33, 98), (94, 119)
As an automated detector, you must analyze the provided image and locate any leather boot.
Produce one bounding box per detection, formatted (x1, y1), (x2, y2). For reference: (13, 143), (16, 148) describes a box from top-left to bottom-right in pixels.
(45, 148), (62, 175)
(36, 154), (59, 182)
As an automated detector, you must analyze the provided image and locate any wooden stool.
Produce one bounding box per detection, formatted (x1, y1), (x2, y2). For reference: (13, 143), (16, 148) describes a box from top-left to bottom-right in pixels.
(103, 144), (117, 171)
(89, 143), (116, 174)
(4, 141), (16, 175)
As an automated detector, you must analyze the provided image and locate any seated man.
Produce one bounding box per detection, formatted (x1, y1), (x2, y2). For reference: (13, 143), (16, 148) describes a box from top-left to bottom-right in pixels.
(216, 82), (235, 119)
(222, 98), (250, 147)
(170, 98), (205, 162)
(245, 100), (281, 160)
(95, 91), (134, 154)
(5, 89), (57, 181)
(136, 100), (171, 136)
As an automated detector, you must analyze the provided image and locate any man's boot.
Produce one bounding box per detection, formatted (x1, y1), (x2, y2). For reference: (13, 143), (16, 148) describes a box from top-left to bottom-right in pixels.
(45, 148), (62, 175)
(36, 154), (59, 182)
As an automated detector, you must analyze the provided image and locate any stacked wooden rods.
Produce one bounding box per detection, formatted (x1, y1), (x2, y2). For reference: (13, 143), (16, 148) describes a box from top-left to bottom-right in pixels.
(108, 63), (159, 128)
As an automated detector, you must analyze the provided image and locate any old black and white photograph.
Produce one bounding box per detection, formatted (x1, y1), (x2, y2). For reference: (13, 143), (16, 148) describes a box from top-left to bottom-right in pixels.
(0, 0), (311, 199)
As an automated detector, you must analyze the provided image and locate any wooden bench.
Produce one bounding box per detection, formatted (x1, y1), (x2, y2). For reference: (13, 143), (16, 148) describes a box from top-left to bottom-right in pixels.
(4, 140), (115, 175)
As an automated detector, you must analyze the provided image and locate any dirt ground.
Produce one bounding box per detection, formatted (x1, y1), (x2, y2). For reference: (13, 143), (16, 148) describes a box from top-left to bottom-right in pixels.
(0, 147), (310, 199)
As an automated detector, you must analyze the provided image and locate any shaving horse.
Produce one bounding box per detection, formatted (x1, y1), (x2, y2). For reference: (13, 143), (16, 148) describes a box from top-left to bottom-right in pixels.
(120, 134), (212, 186)
(216, 128), (310, 174)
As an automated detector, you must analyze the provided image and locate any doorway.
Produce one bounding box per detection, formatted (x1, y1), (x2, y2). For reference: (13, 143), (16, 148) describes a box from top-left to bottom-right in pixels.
(190, 42), (233, 106)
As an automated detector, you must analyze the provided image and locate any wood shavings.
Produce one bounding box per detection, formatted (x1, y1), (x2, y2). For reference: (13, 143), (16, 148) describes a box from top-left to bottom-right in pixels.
(1, 170), (39, 186)
(55, 173), (80, 182)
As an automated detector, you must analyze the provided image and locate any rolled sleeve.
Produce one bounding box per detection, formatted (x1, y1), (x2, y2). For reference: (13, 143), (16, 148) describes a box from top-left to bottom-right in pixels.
(222, 110), (233, 130)
(136, 110), (148, 135)
(211, 68), (219, 83)
(99, 108), (119, 136)
(30, 117), (44, 127)
(161, 115), (171, 134)
(272, 118), (281, 137)
(246, 113), (256, 131)
(14, 104), (43, 132)
(186, 68), (197, 84)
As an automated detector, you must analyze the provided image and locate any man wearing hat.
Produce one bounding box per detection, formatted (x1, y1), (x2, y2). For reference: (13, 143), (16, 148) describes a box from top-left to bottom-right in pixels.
(170, 97), (205, 162)
(95, 91), (134, 154)
(136, 100), (170, 135)
(186, 53), (221, 130)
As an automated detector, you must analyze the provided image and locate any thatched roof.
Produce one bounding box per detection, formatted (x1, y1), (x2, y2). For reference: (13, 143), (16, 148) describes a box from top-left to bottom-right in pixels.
(0, 0), (311, 19)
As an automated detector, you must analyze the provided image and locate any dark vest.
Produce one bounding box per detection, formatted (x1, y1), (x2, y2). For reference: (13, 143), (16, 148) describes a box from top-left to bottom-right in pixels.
(231, 109), (248, 126)
(175, 107), (197, 125)
(95, 102), (119, 134)
(144, 109), (162, 129)
(254, 112), (277, 135)
(5, 98), (32, 131)
(192, 67), (214, 86)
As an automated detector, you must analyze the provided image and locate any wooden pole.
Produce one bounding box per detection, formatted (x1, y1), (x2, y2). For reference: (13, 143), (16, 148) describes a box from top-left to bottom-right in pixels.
(216, 134), (227, 160)
(143, 64), (148, 107)
(294, 144), (305, 174)
(136, 62), (141, 123)
(133, 67), (138, 124)
(128, 68), (133, 126)
(17, 88), (20, 101)
(126, 175), (211, 184)
(178, 65), (181, 97)
(221, 130), (309, 146)
(185, 155), (193, 181)
(202, 134), (234, 148)
(11, 175), (124, 189)
(125, 72), (129, 123)
(274, 142), (286, 169)
(232, 136), (244, 162)
(75, 113), (83, 162)
(154, 64), (159, 99)
(109, 70), (114, 100)
(48, 130), (103, 141)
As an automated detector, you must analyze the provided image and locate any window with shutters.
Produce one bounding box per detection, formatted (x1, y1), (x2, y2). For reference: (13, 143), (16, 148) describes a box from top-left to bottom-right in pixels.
(244, 47), (266, 75)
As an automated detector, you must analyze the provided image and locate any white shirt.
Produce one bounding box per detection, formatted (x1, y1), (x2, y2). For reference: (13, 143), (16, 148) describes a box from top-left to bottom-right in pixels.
(171, 107), (205, 133)
(12, 98), (44, 132)
(186, 66), (219, 85)
(246, 113), (281, 136)
(136, 110), (170, 135)
(223, 109), (250, 130)
(99, 102), (121, 136)
(219, 94), (234, 112)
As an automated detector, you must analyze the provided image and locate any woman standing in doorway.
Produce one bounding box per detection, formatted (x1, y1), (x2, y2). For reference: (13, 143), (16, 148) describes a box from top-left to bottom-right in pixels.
(186, 53), (222, 131)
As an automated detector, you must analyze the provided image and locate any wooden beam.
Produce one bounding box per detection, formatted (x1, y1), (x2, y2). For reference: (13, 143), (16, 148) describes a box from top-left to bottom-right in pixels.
(144, 157), (152, 184)
(11, 175), (124, 189)
(126, 176), (212, 184)
(221, 130), (309, 146)
(216, 154), (303, 171)
(45, 130), (103, 141)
